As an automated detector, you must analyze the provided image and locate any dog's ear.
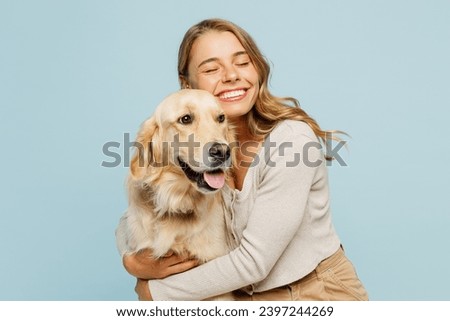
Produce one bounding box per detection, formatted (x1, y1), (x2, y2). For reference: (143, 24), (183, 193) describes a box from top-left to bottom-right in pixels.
(130, 117), (159, 180)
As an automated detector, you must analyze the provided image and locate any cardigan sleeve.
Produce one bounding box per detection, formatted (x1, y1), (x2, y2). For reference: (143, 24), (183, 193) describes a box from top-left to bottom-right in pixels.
(149, 122), (324, 300)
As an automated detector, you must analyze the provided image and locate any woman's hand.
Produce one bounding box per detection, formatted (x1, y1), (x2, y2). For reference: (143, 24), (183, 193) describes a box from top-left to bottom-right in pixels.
(122, 249), (199, 279)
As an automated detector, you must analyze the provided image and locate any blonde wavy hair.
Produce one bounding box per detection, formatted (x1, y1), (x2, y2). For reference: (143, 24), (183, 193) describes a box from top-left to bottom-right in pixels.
(178, 18), (341, 146)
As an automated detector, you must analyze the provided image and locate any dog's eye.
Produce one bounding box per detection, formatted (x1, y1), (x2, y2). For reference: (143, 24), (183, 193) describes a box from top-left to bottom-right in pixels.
(179, 114), (193, 125)
(217, 114), (226, 123)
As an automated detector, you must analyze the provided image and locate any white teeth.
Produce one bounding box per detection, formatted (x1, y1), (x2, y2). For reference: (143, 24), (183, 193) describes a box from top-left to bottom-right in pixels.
(219, 90), (245, 100)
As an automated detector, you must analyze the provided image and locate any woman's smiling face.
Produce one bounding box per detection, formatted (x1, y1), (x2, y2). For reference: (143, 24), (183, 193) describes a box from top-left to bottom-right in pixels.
(186, 31), (260, 123)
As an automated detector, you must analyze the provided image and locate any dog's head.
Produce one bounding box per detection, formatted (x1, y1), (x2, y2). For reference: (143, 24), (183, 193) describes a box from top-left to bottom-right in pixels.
(130, 89), (235, 196)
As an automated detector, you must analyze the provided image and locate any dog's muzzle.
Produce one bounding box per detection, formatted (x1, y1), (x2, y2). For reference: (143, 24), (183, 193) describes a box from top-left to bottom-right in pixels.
(178, 142), (231, 192)
(208, 143), (231, 167)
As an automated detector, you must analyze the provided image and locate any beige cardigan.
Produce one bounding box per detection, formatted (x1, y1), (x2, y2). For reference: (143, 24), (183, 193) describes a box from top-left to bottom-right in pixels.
(148, 120), (341, 300)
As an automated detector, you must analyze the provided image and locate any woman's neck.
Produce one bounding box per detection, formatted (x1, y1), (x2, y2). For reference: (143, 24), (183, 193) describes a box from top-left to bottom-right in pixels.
(228, 115), (264, 190)
(230, 116), (261, 144)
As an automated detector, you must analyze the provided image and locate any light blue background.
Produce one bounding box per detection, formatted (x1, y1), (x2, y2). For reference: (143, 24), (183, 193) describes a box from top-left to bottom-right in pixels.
(1, 0), (449, 300)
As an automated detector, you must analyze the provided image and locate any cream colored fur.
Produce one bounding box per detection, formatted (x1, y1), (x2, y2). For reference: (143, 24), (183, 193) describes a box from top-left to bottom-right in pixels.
(116, 89), (235, 267)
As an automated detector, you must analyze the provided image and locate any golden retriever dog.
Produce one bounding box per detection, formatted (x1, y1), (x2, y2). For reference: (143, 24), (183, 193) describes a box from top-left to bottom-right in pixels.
(116, 89), (235, 278)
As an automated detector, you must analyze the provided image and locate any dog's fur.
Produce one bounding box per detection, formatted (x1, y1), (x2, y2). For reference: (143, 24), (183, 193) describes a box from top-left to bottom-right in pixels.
(116, 90), (235, 270)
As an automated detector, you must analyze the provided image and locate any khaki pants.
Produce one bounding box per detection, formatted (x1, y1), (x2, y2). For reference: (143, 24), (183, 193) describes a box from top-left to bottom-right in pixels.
(233, 247), (369, 301)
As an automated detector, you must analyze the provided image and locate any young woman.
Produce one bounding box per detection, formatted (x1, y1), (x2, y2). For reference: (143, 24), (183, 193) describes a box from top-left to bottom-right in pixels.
(121, 18), (368, 301)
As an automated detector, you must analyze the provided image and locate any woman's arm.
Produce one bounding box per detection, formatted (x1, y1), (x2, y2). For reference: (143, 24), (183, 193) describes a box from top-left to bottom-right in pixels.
(135, 279), (152, 300)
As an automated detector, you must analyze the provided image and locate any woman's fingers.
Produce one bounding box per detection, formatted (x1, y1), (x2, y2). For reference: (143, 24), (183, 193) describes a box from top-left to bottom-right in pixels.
(164, 259), (199, 276)
(123, 249), (199, 279)
(162, 250), (174, 258)
(162, 253), (191, 266)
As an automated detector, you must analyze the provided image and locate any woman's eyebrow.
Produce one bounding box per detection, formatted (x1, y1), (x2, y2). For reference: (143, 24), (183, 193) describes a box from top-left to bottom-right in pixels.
(197, 51), (248, 68)
(233, 51), (248, 58)
(197, 57), (219, 69)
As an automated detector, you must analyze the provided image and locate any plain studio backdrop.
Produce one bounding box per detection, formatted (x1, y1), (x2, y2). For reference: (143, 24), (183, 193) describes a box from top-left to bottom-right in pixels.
(1, 0), (449, 300)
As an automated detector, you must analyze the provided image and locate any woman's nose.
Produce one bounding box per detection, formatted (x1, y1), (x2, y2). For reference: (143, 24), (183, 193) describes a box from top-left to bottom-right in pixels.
(222, 65), (239, 83)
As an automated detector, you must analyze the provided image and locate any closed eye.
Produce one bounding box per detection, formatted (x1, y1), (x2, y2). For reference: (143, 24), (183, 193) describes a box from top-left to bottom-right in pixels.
(205, 68), (219, 73)
(236, 61), (250, 67)
(200, 62), (221, 74)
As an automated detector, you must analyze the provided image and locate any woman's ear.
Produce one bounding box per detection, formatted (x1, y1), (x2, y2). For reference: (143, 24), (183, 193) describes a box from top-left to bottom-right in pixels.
(130, 117), (159, 180)
(179, 75), (190, 89)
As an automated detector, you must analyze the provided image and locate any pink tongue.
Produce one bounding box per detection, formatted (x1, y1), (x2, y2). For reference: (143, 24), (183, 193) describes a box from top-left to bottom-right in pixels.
(203, 171), (225, 189)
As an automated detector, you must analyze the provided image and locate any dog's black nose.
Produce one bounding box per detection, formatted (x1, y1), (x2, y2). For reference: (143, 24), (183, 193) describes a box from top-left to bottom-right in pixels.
(209, 143), (231, 162)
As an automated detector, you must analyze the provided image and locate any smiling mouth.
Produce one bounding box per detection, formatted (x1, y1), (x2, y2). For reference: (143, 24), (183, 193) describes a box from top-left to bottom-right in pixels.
(177, 157), (226, 192)
(218, 89), (247, 101)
